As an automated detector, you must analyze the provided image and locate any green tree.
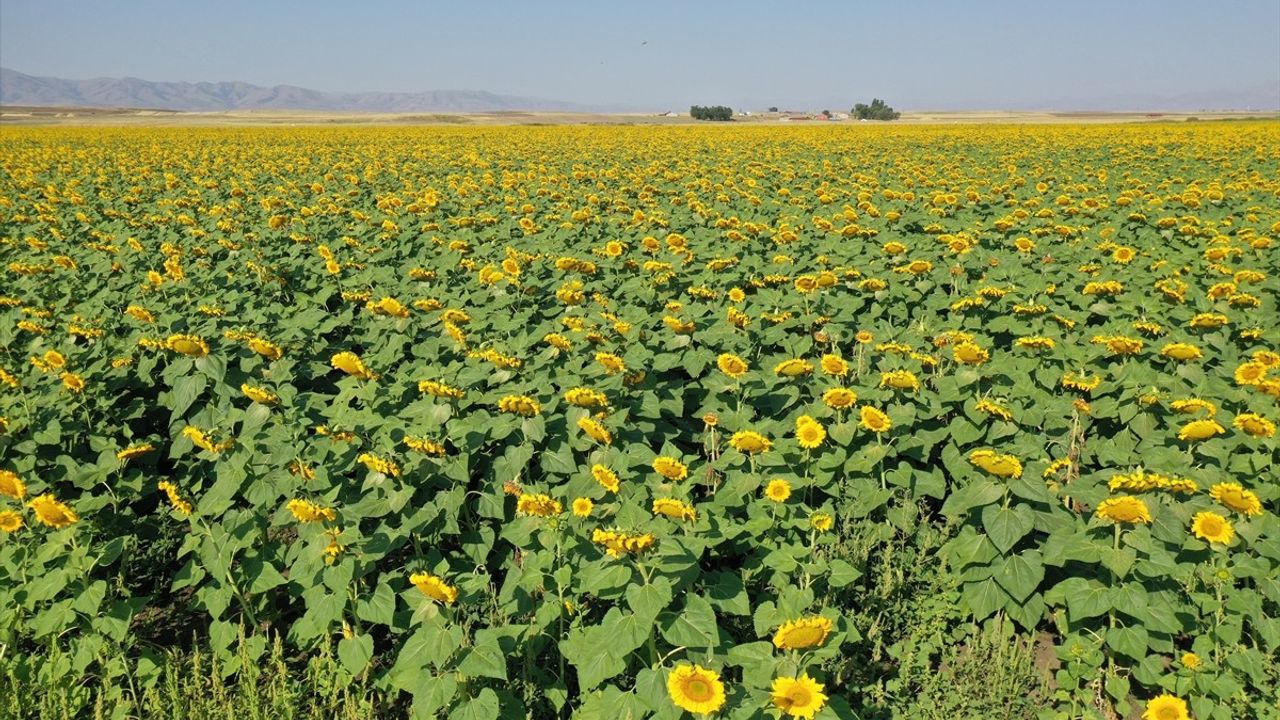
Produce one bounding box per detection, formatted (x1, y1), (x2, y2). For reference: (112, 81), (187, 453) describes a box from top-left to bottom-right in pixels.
(689, 105), (733, 121)
(852, 98), (900, 120)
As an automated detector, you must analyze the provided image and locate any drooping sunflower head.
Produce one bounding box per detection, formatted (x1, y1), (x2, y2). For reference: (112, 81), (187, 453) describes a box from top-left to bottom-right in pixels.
(819, 354), (848, 376)
(1177, 419), (1225, 442)
(577, 416), (613, 446)
(772, 616), (834, 650)
(716, 353), (749, 379)
(0, 469), (27, 500)
(729, 430), (772, 455)
(775, 358), (815, 378)
(859, 406), (892, 434)
(1094, 496), (1151, 525)
(653, 456), (689, 481)
(166, 333), (209, 357)
(1208, 482), (1262, 516)
(409, 571), (459, 605)
(822, 387), (857, 409)
(968, 449), (1023, 478)
(28, 493), (78, 529)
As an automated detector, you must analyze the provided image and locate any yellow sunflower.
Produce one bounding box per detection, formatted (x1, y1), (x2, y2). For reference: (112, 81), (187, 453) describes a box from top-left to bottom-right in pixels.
(28, 493), (79, 529)
(287, 498), (336, 523)
(653, 456), (689, 481)
(1177, 419), (1225, 442)
(795, 416), (826, 449)
(968, 449), (1023, 478)
(730, 430), (772, 455)
(1208, 482), (1262, 516)
(666, 664), (726, 715)
(772, 616), (833, 650)
(0, 510), (24, 533)
(409, 571), (459, 605)
(775, 358), (815, 377)
(819, 354), (848, 376)
(1094, 496), (1151, 524)
(717, 353), (749, 379)
(166, 333), (209, 357)
(498, 395), (541, 417)
(771, 674), (828, 720)
(952, 341), (990, 365)
(879, 370), (919, 391)
(331, 351), (376, 380)
(822, 387), (857, 409)
(577, 416), (613, 446)
(1191, 511), (1234, 545)
(1232, 413), (1275, 438)
(0, 469), (27, 500)
(859, 406), (892, 433)
(765, 478), (792, 503)
(1142, 693), (1189, 720)
(652, 498), (696, 521)
(592, 464), (621, 493)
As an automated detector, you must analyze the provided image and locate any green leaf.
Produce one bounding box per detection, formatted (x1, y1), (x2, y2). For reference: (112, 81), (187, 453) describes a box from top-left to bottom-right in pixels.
(357, 582), (397, 627)
(457, 632), (508, 681)
(941, 480), (1004, 518)
(449, 688), (500, 720)
(660, 594), (720, 650)
(994, 550), (1044, 603)
(827, 559), (862, 588)
(962, 578), (1007, 620)
(982, 504), (1035, 554)
(627, 577), (674, 624)
(1106, 625), (1148, 662)
(1046, 578), (1112, 623)
(338, 632), (374, 675)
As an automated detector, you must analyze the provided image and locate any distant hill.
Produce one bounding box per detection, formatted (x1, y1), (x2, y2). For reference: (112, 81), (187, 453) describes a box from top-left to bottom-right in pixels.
(1045, 83), (1280, 112)
(0, 67), (623, 113)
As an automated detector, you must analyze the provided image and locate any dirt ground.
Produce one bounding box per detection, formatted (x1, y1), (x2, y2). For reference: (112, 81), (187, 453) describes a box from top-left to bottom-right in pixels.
(1, 105), (1275, 126)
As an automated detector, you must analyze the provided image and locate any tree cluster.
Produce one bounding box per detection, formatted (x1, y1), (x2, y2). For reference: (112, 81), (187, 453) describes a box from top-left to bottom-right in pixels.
(852, 98), (900, 120)
(689, 105), (733, 121)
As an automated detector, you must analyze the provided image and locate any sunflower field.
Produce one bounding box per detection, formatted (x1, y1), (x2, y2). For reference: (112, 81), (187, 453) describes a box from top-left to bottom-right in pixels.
(1, 122), (1278, 720)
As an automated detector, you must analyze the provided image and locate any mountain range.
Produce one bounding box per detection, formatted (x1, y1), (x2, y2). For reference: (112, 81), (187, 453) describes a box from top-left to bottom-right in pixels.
(0, 67), (621, 113)
(2, 67), (1277, 114)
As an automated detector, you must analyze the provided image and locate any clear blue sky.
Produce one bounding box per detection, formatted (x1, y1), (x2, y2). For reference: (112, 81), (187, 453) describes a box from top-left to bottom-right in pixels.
(2, 0), (1277, 109)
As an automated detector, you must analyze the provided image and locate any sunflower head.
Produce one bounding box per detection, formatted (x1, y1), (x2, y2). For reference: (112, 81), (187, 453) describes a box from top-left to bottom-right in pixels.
(1094, 496), (1151, 525)
(666, 664), (726, 715)
(772, 616), (834, 650)
(765, 478), (792, 503)
(859, 406), (892, 433)
(771, 674), (829, 719)
(1208, 482), (1262, 516)
(1191, 511), (1234, 546)
(1142, 693), (1190, 720)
